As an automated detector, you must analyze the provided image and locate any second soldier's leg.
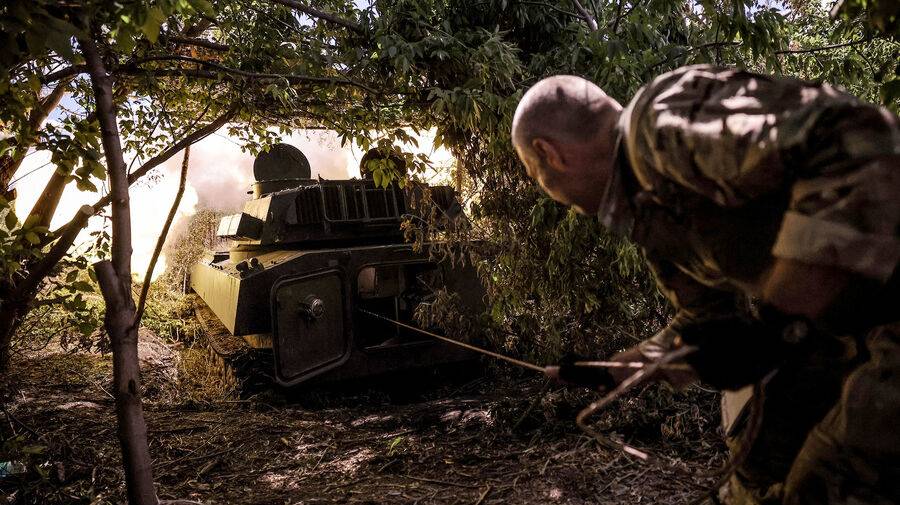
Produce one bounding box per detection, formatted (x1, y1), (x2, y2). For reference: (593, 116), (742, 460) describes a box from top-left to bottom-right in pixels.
(718, 335), (856, 505)
(783, 323), (900, 505)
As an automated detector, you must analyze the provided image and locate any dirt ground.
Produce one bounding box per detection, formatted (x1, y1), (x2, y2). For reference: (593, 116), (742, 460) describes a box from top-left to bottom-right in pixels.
(1, 337), (726, 505)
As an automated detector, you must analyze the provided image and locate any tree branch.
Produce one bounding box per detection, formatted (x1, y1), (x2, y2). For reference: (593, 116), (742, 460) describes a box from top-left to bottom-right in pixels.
(12, 205), (93, 302)
(41, 65), (87, 84)
(27, 171), (68, 228)
(269, 0), (363, 33)
(125, 106), (235, 187)
(132, 146), (190, 327)
(162, 34), (230, 52)
(608, 0), (635, 33)
(94, 260), (125, 316)
(50, 105), (236, 238)
(571, 0), (598, 31)
(120, 54), (377, 93)
(775, 37), (873, 55)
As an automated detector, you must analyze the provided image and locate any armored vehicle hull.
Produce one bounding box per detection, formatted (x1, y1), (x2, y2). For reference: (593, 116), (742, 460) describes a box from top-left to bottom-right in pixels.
(192, 242), (481, 387)
(190, 144), (483, 390)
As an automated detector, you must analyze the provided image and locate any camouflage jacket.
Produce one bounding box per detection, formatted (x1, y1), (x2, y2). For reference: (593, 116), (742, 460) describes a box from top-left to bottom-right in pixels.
(597, 65), (900, 339)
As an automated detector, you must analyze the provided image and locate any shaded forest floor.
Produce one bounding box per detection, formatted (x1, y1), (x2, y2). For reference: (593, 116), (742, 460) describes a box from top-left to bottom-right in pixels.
(2, 334), (726, 504)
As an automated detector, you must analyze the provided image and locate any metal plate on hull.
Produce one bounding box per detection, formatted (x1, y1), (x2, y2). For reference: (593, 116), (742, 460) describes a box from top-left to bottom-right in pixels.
(190, 261), (242, 333)
(272, 269), (351, 384)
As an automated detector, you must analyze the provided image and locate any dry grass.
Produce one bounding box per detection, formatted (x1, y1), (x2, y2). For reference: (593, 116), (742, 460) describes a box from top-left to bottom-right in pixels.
(1, 345), (726, 505)
(174, 346), (237, 405)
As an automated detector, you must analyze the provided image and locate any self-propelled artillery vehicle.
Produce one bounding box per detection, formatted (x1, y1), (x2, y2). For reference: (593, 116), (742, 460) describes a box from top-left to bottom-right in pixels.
(190, 144), (483, 391)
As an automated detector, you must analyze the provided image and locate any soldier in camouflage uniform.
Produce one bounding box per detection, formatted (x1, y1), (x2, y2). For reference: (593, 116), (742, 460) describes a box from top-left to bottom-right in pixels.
(511, 65), (899, 504)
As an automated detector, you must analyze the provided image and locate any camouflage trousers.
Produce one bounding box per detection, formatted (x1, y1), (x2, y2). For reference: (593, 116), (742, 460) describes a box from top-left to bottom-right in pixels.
(720, 322), (900, 505)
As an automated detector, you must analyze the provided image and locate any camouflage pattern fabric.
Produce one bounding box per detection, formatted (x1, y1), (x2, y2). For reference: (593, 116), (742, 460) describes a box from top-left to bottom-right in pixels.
(597, 65), (900, 504)
(613, 64), (900, 288)
(784, 325), (900, 505)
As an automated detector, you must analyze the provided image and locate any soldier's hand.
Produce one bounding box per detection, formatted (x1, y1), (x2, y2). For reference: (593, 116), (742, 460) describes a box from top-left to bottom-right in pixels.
(544, 348), (697, 391)
(677, 310), (806, 390)
(606, 345), (697, 389)
(544, 354), (616, 391)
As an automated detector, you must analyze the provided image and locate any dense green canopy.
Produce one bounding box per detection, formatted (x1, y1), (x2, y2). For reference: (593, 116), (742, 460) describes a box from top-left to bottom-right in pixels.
(1, 0), (897, 364)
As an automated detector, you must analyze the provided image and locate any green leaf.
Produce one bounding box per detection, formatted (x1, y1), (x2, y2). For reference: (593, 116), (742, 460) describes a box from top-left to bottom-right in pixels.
(24, 231), (40, 245)
(75, 178), (98, 192)
(881, 79), (900, 106)
(71, 281), (94, 292)
(141, 6), (166, 43)
(4, 210), (17, 229)
(188, 0), (215, 16)
(115, 28), (137, 53)
(89, 160), (106, 179)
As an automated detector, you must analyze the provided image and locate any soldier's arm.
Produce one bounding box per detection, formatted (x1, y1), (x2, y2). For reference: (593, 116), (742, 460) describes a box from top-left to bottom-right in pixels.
(758, 259), (849, 320)
(763, 150), (900, 323)
(607, 253), (745, 387)
(633, 68), (900, 322)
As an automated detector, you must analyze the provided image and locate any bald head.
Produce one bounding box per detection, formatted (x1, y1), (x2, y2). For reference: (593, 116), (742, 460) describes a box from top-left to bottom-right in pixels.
(512, 75), (621, 164)
(511, 75), (622, 214)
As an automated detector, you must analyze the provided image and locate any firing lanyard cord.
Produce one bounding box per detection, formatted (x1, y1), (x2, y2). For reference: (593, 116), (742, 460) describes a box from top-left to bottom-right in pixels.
(358, 308), (546, 372)
(357, 309), (691, 373)
(358, 309), (763, 498)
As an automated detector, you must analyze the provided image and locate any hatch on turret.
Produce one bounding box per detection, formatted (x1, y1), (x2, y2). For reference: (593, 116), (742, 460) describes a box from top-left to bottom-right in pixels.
(253, 143), (315, 197)
(206, 142), (469, 252)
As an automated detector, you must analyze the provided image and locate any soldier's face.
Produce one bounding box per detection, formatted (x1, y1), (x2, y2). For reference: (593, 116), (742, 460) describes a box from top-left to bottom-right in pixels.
(526, 137), (612, 215)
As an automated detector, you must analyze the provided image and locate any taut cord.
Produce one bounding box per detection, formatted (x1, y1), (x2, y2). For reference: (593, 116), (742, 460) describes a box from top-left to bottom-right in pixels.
(357, 308), (545, 372)
(357, 308), (763, 498)
(357, 309), (690, 373)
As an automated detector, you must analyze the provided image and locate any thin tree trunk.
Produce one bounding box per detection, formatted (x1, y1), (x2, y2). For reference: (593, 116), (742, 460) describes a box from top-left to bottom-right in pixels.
(0, 301), (24, 374)
(0, 204), (93, 371)
(134, 146), (190, 324)
(0, 77), (72, 197)
(80, 35), (158, 505)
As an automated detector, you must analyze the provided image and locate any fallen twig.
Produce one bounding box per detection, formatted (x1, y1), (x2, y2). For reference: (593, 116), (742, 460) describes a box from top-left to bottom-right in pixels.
(511, 378), (550, 431)
(403, 474), (480, 489)
(2, 404), (41, 439)
(474, 484), (492, 505)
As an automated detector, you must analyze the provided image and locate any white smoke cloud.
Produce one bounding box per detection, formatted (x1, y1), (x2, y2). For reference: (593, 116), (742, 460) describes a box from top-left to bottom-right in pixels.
(286, 130), (352, 180)
(10, 127), (452, 282)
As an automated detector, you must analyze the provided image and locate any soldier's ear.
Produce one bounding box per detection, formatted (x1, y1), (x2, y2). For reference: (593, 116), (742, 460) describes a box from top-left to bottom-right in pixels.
(532, 138), (567, 173)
